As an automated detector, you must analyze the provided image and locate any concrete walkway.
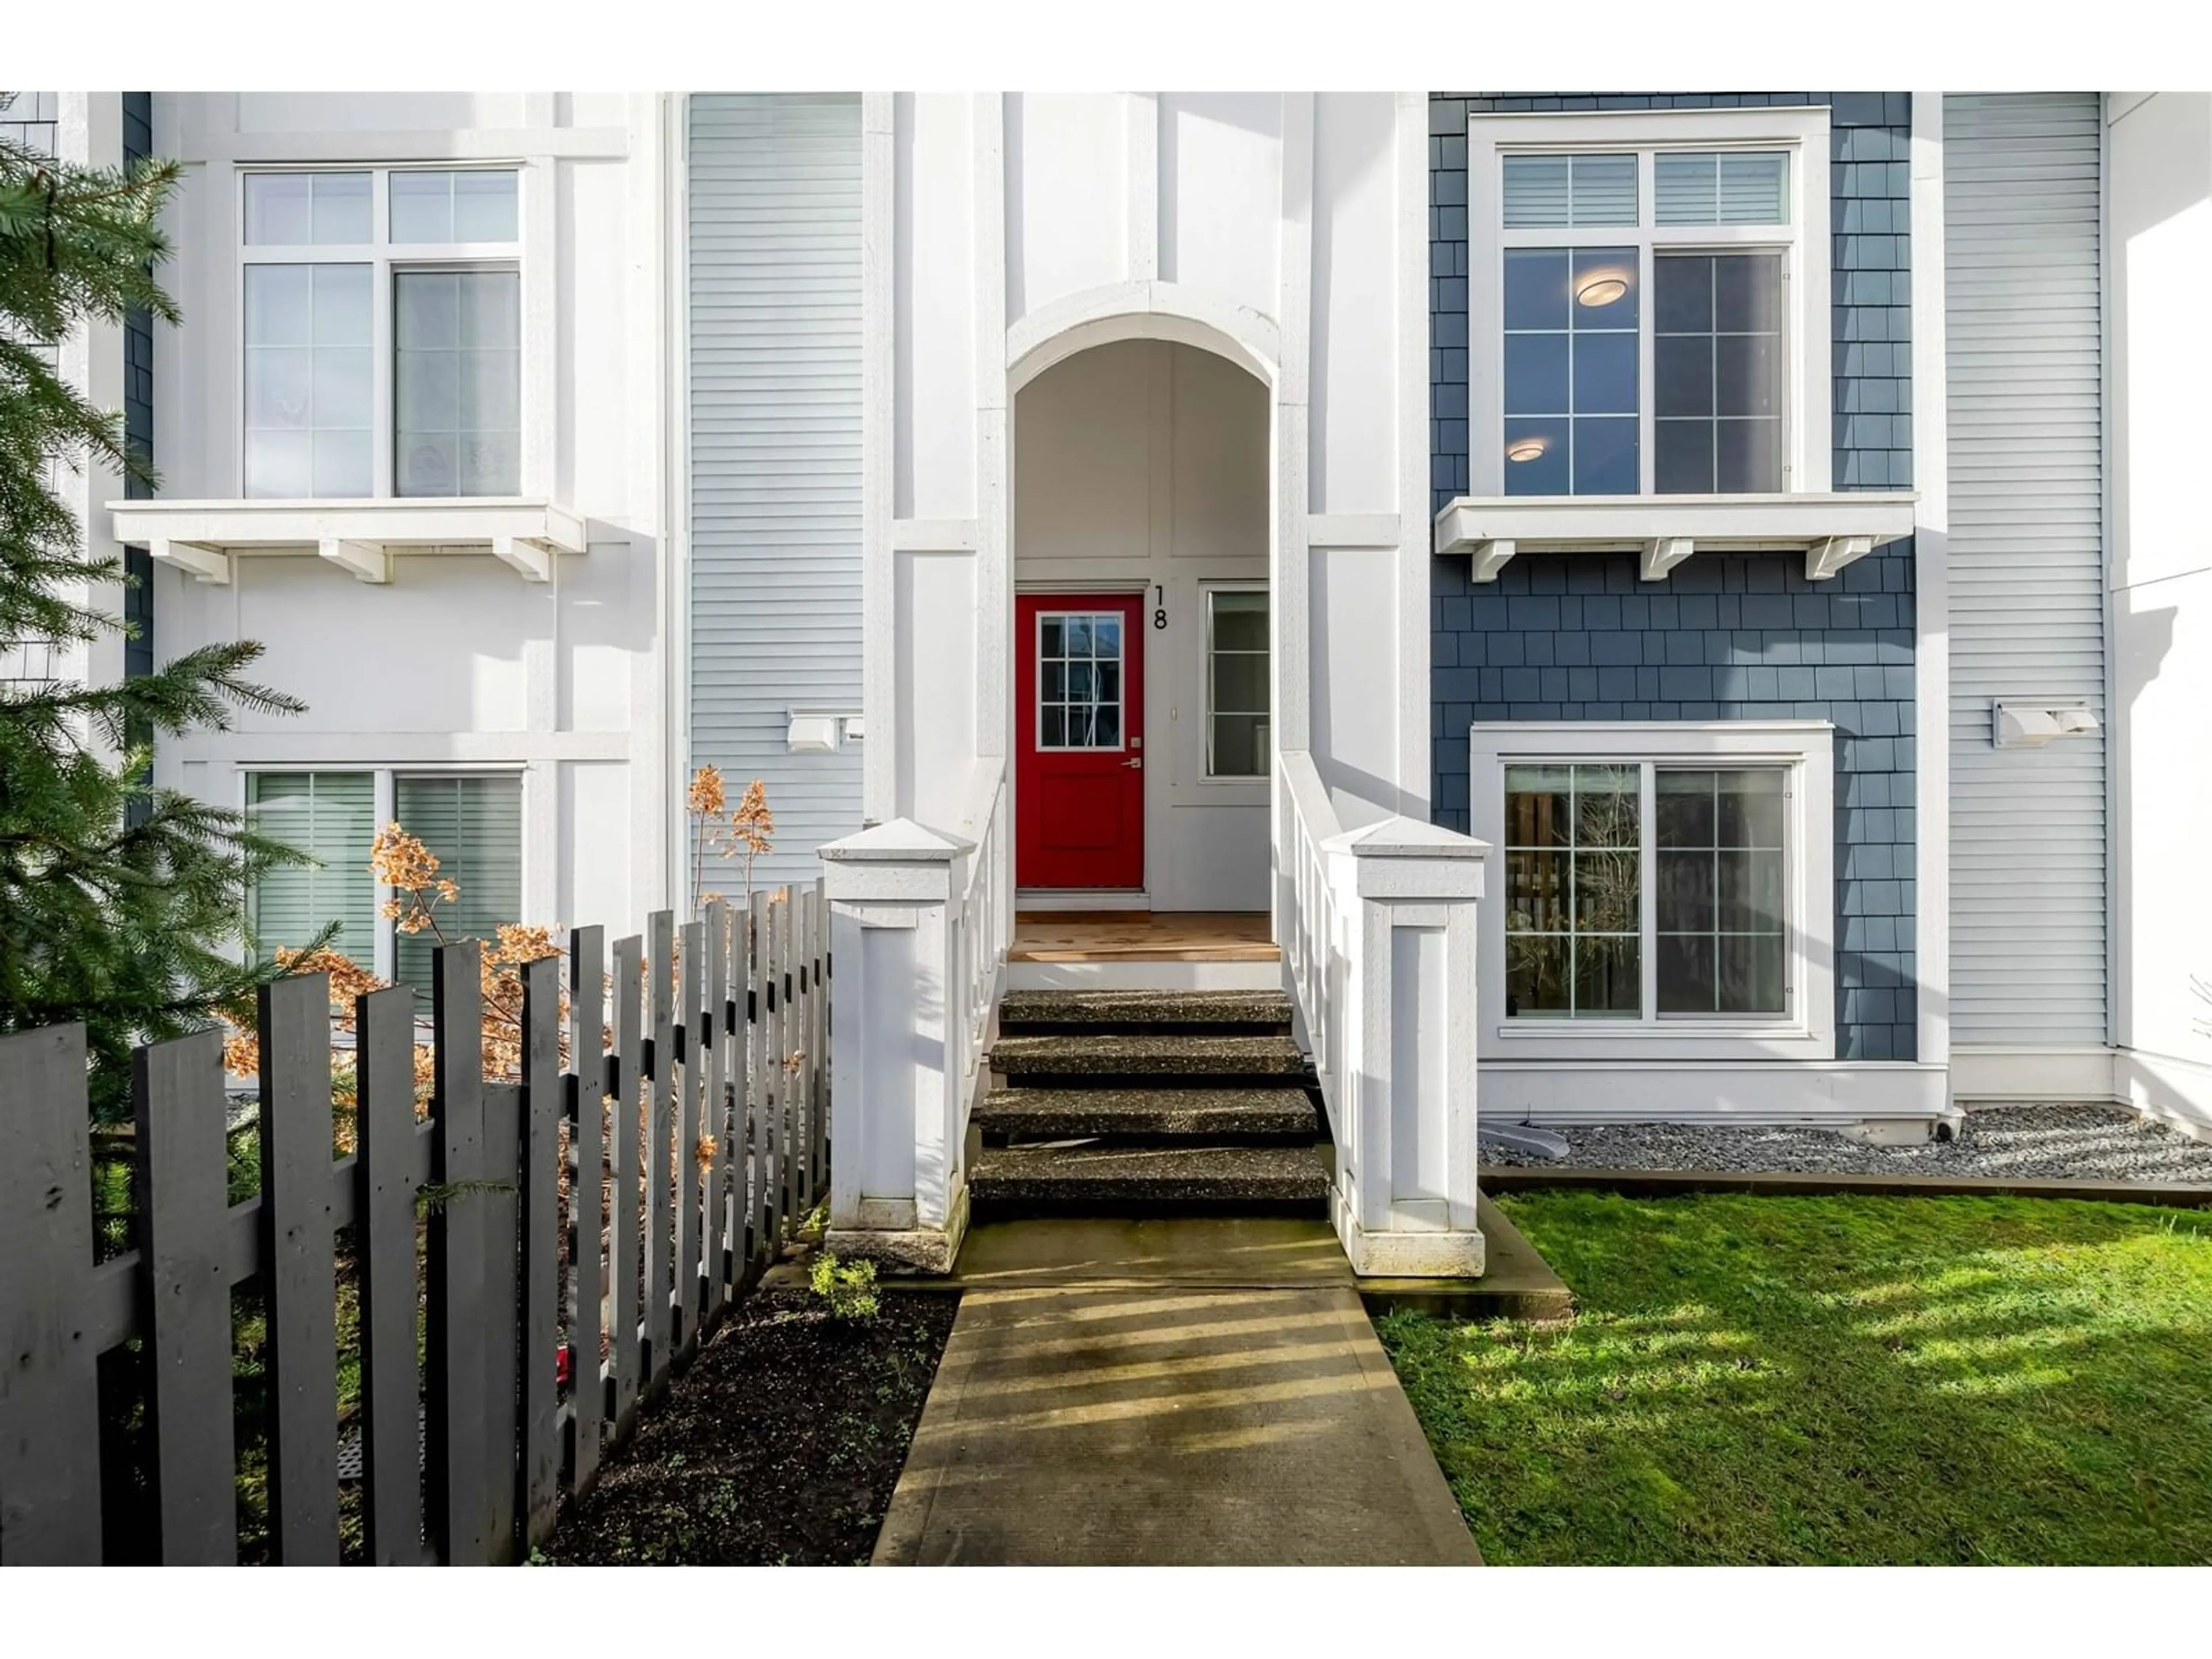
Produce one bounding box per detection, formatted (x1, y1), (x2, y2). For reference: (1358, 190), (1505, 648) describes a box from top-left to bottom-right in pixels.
(872, 1219), (1480, 1566)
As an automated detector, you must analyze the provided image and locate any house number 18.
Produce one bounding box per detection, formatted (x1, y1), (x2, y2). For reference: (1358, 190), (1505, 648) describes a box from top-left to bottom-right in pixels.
(1152, 584), (1166, 630)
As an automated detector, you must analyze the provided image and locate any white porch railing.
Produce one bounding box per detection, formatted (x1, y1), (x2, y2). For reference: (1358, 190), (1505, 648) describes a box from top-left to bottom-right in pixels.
(1277, 750), (1493, 1278)
(817, 762), (1008, 1272)
(950, 764), (1009, 1092)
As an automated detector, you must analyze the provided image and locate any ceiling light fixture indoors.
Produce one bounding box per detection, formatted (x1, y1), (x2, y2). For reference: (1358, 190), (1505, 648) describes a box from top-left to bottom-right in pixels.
(1505, 438), (1548, 463)
(1575, 270), (1630, 306)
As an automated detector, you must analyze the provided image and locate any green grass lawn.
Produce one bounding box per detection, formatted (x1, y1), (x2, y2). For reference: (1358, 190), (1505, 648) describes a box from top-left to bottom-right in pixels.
(1378, 1191), (2212, 1565)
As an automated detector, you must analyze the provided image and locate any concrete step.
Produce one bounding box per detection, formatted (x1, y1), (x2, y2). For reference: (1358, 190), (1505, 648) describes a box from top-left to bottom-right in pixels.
(977, 1086), (1319, 1141)
(969, 1142), (1331, 1216)
(986, 1033), (1312, 1085)
(997, 988), (1293, 1034)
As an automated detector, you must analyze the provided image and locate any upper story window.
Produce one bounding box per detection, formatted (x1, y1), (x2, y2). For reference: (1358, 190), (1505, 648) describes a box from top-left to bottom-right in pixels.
(1469, 109), (1831, 500)
(241, 167), (521, 501)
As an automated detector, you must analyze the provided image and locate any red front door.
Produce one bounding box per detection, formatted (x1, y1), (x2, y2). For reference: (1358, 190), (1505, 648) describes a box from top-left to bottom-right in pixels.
(1015, 594), (1145, 889)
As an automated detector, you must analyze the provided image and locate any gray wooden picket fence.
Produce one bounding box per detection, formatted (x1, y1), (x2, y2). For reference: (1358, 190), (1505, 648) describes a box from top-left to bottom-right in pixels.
(0, 885), (828, 1566)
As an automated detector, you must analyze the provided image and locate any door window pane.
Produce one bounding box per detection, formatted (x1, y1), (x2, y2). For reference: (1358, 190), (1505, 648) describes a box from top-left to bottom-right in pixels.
(395, 269), (521, 497)
(1655, 768), (1787, 1014)
(1207, 590), (1268, 778)
(246, 772), (377, 960)
(1037, 610), (1127, 752)
(1654, 253), (1786, 494)
(1503, 763), (1642, 1018)
(244, 263), (371, 498)
(392, 774), (523, 998)
(1503, 248), (1640, 497)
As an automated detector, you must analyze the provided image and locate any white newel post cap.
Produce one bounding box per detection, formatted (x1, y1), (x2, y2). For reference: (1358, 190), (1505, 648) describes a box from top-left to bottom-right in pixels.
(819, 817), (974, 904)
(1321, 816), (1490, 902)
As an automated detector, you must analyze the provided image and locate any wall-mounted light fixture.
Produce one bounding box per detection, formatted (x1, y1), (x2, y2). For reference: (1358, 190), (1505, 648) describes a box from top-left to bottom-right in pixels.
(786, 709), (863, 753)
(1993, 701), (2100, 748)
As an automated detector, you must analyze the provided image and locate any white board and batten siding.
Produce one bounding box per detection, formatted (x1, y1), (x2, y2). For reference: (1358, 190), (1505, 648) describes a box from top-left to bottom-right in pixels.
(1944, 92), (2108, 1049)
(688, 94), (865, 888)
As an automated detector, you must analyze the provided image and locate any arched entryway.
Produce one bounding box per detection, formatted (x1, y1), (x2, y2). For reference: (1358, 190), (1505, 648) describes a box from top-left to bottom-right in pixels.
(1010, 336), (1273, 914)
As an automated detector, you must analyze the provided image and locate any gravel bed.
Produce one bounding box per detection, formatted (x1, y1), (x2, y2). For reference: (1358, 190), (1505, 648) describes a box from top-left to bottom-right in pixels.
(1482, 1103), (2212, 1184)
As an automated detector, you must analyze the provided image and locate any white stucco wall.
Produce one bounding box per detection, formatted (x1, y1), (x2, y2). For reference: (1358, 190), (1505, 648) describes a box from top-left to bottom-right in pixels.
(2108, 91), (2212, 1132)
(894, 93), (977, 522)
(143, 92), (672, 939)
(1160, 94), (1282, 323)
(1005, 93), (1127, 324)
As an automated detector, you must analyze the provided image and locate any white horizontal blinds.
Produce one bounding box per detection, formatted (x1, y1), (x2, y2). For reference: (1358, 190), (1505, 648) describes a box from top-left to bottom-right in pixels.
(244, 263), (372, 498)
(392, 774), (523, 994)
(246, 772), (376, 960)
(1654, 151), (1790, 226)
(688, 93), (864, 887)
(1502, 153), (1638, 228)
(396, 270), (521, 496)
(1945, 93), (2107, 1045)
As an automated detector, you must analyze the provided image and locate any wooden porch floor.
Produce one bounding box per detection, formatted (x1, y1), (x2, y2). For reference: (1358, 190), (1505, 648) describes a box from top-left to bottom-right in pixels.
(1009, 911), (1278, 964)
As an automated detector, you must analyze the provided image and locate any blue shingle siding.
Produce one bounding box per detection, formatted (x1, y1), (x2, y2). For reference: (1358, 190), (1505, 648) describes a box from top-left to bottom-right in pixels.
(1429, 93), (1918, 1063)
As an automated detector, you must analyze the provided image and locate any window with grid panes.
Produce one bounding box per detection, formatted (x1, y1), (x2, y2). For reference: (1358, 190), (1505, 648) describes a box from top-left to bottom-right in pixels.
(1036, 612), (1125, 749)
(1206, 590), (1268, 778)
(1503, 762), (1789, 1019)
(1488, 140), (1800, 497)
(240, 167), (521, 499)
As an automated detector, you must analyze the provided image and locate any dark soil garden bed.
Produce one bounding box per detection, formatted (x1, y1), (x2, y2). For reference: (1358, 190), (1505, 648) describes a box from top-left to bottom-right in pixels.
(544, 1288), (957, 1566)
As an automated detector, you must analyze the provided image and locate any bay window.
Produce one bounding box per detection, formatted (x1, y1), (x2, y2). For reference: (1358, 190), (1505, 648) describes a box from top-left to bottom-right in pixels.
(240, 166), (522, 500)
(1471, 722), (1834, 1059)
(1470, 109), (1830, 500)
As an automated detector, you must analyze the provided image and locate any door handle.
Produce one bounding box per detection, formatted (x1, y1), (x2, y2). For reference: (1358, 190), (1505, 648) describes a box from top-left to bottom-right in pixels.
(1123, 756), (1143, 770)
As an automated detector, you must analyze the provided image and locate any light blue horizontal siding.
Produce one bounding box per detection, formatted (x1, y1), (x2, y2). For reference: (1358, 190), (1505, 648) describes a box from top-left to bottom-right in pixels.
(688, 93), (864, 891)
(1944, 93), (2108, 1046)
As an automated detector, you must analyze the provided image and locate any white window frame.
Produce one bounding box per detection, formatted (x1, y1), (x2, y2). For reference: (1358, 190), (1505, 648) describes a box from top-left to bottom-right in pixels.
(238, 763), (527, 983)
(1469, 721), (1835, 1060)
(1468, 108), (1833, 499)
(1200, 582), (1269, 782)
(235, 164), (529, 502)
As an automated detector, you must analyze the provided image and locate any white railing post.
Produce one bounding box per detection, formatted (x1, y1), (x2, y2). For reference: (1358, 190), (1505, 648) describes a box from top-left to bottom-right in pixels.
(818, 818), (974, 1274)
(1321, 816), (1491, 1278)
